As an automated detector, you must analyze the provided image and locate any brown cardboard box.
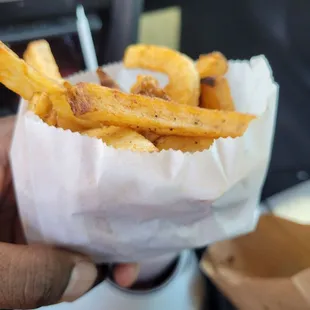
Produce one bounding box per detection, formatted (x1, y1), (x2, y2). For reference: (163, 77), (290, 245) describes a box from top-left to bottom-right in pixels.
(200, 214), (310, 310)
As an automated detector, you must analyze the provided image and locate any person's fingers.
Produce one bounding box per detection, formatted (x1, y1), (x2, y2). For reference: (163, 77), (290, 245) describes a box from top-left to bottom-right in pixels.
(113, 263), (140, 288)
(0, 243), (97, 309)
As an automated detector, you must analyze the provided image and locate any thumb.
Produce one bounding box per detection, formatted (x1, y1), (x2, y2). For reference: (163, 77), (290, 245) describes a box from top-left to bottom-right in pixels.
(0, 242), (97, 309)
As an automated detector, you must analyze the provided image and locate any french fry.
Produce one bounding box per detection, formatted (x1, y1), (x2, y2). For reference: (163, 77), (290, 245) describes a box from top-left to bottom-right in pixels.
(196, 52), (228, 78)
(0, 41), (63, 100)
(96, 68), (121, 89)
(83, 127), (158, 152)
(28, 92), (52, 119)
(23, 40), (63, 81)
(155, 136), (214, 152)
(48, 91), (98, 132)
(131, 75), (170, 142)
(124, 44), (200, 106)
(200, 76), (235, 111)
(28, 92), (57, 126)
(24, 40), (61, 126)
(131, 75), (171, 101)
(23, 40), (87, 131)
(67, 83), (255, 138)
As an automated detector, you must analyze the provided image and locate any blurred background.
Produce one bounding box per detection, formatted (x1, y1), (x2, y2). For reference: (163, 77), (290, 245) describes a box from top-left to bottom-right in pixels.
(0, 0), (309, 309)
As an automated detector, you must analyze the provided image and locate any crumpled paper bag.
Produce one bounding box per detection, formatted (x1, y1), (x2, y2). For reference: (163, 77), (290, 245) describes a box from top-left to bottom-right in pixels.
(200, 214), (310, 310)
(10, 56), (278, 263)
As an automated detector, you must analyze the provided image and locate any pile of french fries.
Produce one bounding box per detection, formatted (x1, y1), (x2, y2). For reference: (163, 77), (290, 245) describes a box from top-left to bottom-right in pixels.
(0, 40), (255, 152)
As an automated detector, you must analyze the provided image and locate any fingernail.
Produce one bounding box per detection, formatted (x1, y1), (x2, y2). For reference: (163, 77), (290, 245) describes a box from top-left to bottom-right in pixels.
(61, 261), (98, 302)
(114, 263), (140, 288)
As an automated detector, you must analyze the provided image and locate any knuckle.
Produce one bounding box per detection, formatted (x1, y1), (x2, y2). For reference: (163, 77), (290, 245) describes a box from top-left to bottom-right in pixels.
(0, 244), (73, 309)
(19, 246), (71, 308)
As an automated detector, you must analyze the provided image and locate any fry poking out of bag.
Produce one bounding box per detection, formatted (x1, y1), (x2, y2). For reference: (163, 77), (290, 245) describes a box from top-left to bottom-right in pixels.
(23, 40), (63, 81)
(131, 75), (171, 101)
(96, 68), (121, 90)
(196, 52), (228, 78)
(66, 82), (254, 138)
(200, 76), (235, 111)
(0, 40), (256, 153)
(124, 44), (200, 106)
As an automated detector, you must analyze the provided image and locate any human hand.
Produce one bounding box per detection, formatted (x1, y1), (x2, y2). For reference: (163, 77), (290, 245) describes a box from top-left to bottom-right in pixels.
(0, 116), (139, 309)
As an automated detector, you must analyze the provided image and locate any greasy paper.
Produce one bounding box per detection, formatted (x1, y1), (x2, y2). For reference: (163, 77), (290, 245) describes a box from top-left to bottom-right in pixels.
(10, 57), (278, 262)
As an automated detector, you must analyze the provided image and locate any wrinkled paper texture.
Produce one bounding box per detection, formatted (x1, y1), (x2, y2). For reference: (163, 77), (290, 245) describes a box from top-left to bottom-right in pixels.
(10, 56), (278, 262)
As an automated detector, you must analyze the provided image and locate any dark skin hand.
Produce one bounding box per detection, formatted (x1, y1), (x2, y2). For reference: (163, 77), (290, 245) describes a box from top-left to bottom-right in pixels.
(0, 116), (139, 309)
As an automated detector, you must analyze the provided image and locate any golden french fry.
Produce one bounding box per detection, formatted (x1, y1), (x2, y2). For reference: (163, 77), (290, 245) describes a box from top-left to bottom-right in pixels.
(67, 83), (255, 138)
(28, 93), (57, 126)
(155, 136), (214, 152)
(124, 44), (200, 106)
(83, 127), (158, 152)
(28, 92), (52, 118)
(45, 109), (58, 126)
(23, 40), (85, 130)
(196, 52), (228, 78)
(23, 40), (63, 81)
(200, 76), (235, 111)
(0, 41), (63, 100)
(48, 91), (98, 132)
(96, 68), (121, 89)
(131, 75), (171, 101)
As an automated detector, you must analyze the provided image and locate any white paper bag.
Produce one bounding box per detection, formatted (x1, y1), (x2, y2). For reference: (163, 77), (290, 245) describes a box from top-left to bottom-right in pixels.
(10, 56), (278, 263)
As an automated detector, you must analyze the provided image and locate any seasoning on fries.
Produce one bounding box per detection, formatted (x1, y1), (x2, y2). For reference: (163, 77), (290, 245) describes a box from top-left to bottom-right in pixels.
(0, 40), (256, 153)
(66, 82), (254, 138)
(131, 75), (171, 101)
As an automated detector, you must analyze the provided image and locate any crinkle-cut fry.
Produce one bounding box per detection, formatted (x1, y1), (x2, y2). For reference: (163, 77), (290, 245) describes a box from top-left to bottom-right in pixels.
(196, 52), (228, 78)
(83, 127), (158, 152)
(200, 76), (235, 111)
(0, 41), (63, 100)
(124, 44), (200, 106)
(155, 136), (214, 152)
(96, 68), (121, 89)
(67, 83), (255, 139)
(23, 40), (63, 81)
(131, 75), (171, 101)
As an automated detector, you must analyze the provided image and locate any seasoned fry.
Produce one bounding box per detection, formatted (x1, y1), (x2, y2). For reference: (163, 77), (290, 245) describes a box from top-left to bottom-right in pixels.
(0, 41), (63, 100)
(196, 52), (228, 78)
(200, 76), (235, 111)
(83, 127), (158, 152)
(48, 91), (98, 132)
(0, 41), (254, 153)
(131, 75), (171, 101)
(28, 92), (52, 119)
(124, 44), (200, 106)
(96, 68), (121, 89)
(131, 75), (171, 141)
(155, 136), (214, 152)
(67, 83), (255, 138)
(23, 40), (62, 81)
(45, 109), (58, 126)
